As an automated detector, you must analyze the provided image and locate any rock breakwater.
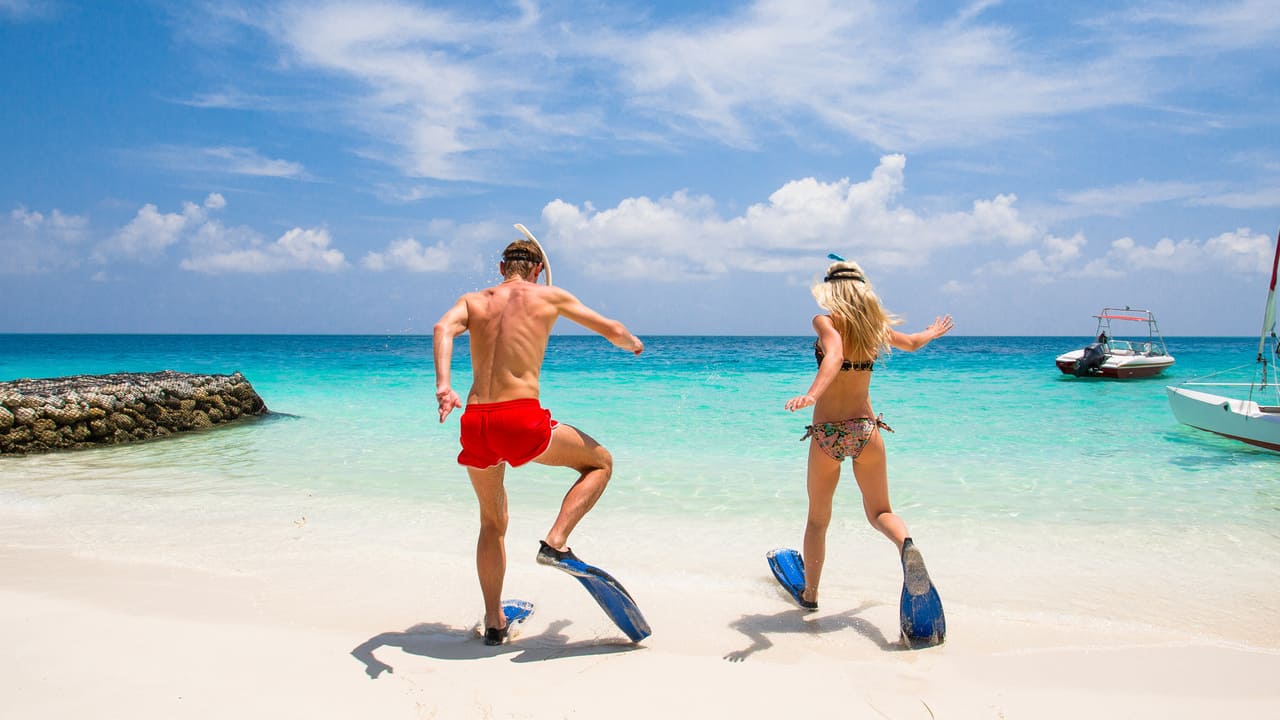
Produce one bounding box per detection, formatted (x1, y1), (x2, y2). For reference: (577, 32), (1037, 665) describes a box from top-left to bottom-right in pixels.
(0, 371), (268, 455)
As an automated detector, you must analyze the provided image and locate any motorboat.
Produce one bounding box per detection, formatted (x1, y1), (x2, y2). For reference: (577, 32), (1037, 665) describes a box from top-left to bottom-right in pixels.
(1055, 307), (1174, 378)
(1167, 230), (1280, 452)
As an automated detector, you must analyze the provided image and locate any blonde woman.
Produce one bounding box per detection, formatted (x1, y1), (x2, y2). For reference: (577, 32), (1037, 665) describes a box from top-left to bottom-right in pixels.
(775, 258), (952, 645)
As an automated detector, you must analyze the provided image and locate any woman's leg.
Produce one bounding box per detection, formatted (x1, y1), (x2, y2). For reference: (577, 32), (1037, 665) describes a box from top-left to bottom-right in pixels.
(851, 430), (908, 551)
(802, 439), (842, 603)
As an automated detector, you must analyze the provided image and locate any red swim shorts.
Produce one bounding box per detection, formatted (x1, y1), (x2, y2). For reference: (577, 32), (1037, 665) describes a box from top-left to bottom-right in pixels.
(457, 398), (560, 469)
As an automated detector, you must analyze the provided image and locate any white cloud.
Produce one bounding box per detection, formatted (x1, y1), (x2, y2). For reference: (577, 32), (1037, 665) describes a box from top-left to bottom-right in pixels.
(1054, 180), (1211, 218)
(1116, 0), (1280, 53)
(0, 0), (56, 21)
(1, 206), (89, 274)
(362, 219), (502, 272)
(362, 238), (449, 271)
(1078, 228), (1274, 278)
(541, 155), (1038, 279)
(240, 1), (560, 181)
(589, 0), (1146, 152)
(97, 196), (219, 261)
(182, 227), (347, 273)
(981, 232), (1089, 281)
(94, 193), (348, 273)
(201, 0), (1178, 181)
(1191, 187), (1280, 210)
(140, 145), (308, 179)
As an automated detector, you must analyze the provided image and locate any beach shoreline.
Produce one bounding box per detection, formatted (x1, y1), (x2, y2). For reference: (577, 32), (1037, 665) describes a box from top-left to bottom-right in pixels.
(5, 540), (1278, 719)
(4, 334), (1279, 717)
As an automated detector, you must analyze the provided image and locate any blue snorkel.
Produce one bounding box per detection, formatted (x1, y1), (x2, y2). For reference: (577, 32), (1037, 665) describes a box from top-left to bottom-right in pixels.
(827, 253), (846, 262)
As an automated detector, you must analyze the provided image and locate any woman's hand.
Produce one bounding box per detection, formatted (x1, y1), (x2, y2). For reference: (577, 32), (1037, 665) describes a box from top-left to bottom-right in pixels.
(928, 314), (955, 339)
(785, 394), (815, 412)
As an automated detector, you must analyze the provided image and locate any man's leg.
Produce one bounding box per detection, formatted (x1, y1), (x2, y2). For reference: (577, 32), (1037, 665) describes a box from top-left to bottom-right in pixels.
(532, 423), (612, 550)
(468, 463), (509, 630)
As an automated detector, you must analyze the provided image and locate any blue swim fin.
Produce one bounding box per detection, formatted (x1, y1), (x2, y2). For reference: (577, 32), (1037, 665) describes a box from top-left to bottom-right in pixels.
(899, 538), (946, 647)
(480, 599), (535, 645)
(537, 542), (652, 642)
(767, 547), (817, 610)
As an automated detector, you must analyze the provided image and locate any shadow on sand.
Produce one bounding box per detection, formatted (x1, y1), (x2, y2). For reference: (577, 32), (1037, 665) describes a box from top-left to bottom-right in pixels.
(352, 618), (640, 678)
(723, 600), (907, 662)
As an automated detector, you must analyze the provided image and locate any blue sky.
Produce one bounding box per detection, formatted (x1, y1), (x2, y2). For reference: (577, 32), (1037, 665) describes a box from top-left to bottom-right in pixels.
(2, 0), (1278, 336)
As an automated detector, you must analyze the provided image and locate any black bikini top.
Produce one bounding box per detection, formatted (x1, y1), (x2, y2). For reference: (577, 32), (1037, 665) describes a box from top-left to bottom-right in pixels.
(813, 341), (874, 372)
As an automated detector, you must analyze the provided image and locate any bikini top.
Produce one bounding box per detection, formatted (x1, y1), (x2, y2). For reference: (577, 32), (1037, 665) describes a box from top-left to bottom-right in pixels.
(813, 341), (875, 372)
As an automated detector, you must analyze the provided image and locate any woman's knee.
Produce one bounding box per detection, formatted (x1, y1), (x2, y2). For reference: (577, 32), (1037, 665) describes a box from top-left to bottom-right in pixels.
(863, 505), (893, 527)
(806, 509), (832, 532)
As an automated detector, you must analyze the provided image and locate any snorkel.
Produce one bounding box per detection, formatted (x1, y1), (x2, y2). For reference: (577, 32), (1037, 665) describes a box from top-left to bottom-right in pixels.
(514, 224), (553, 286)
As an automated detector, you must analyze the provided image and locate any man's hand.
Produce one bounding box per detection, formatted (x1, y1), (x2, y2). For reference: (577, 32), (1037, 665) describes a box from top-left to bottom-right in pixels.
(436, 387), (463, 422)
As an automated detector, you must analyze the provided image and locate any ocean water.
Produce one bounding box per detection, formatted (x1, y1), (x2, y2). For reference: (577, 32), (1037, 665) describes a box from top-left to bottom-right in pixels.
(2, 334), (1277, 645)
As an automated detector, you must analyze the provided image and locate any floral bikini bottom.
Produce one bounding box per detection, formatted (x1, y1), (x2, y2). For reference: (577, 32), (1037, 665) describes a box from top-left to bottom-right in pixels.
(801, 414), (894, 461)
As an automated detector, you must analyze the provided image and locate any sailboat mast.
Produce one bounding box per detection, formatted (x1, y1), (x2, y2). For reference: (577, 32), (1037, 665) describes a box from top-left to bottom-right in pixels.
(1259, 228), (1280, 364)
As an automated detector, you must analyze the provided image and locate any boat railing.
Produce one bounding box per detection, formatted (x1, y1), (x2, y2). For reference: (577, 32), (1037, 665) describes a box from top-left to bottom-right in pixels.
(1105, 340), (1164, 356)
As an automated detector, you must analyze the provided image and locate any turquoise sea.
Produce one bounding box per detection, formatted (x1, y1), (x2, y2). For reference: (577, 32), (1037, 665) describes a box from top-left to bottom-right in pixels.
(2, 334), (1277, 646)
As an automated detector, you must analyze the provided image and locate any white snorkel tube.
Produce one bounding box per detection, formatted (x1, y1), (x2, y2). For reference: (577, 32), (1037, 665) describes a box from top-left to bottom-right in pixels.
(513, 223), (553, 286)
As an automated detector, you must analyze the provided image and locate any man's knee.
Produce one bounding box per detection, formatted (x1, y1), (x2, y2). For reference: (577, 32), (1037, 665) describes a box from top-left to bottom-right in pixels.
(478, 508), (509, 534)
(581, 445), (613, 479)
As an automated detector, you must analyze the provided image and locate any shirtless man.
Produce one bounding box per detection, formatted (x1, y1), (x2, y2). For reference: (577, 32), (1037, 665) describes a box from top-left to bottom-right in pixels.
(433, 239), (644, 645)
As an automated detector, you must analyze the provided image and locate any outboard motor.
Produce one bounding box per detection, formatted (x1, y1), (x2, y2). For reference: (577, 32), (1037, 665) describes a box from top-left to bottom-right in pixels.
(1073, 342), (1107, 377)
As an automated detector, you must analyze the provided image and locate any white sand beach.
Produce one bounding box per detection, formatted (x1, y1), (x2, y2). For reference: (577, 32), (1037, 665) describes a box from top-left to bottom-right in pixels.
(4, 501), (1278, 720)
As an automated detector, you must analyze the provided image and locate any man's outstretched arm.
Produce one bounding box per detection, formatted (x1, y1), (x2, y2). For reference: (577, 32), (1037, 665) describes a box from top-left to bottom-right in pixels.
(553, 289), (644, 355)
(432, 298), (469, 421)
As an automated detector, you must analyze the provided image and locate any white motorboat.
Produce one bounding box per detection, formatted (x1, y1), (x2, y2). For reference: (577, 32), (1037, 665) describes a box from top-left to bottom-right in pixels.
(1055, 308), (1175, 379)
(1167, 229), (1280, 452)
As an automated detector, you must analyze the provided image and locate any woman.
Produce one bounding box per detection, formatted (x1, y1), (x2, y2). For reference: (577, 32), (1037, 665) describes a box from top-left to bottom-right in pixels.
(783, 259), (953, 613)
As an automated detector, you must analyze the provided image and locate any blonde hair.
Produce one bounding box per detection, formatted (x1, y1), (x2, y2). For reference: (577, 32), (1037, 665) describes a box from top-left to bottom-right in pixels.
(810, 260), (901, 360)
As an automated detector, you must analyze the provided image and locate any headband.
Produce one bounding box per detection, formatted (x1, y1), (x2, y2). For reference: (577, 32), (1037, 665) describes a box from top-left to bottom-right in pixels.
(824, 268), (864, 283)
(502, 249), (543, 264)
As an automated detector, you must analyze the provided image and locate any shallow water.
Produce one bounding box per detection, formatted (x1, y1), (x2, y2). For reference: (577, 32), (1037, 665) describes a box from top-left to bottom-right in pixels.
(2, 334), (1277, 645)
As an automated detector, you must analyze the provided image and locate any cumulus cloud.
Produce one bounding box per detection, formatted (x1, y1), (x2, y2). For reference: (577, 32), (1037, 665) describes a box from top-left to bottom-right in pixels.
(362, 219), (502, 272)
(1, 206), (89, 273)
(182, 227), (347, 273)
(96, 194), (224, 261)
(981, 233), (1088, 280)
(976, 226), (1274, 283)
(540, 155), (1038, 279)
(95, 193), (347, 273)
(1085, 228), (1277, 276)
(362, 238), (449, 272)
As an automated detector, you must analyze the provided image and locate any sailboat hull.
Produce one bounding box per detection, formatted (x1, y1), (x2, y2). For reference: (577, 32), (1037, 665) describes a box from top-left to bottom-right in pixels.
(1166, 386), (1280, 452)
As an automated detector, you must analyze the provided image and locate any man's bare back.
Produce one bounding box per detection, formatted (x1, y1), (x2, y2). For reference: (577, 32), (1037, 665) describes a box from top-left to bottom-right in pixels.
(434, 275), (642, 420)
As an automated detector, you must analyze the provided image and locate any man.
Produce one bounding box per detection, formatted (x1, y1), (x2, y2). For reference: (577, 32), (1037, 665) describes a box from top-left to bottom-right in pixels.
(433, 238), (644, 645)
